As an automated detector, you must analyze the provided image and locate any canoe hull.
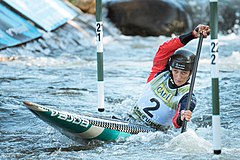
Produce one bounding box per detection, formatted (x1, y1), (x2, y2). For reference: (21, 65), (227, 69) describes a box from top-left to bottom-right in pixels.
(23, 101), (153, 141)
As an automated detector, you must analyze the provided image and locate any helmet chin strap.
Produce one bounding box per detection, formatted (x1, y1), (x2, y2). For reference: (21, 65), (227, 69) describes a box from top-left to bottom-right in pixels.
(169, 73), (179, 96)
(169, 71), (178, 88)
(169, 67), (174, 85)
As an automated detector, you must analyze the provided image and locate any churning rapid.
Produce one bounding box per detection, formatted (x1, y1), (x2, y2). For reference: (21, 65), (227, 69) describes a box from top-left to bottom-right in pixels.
(1, 6), (240, 160)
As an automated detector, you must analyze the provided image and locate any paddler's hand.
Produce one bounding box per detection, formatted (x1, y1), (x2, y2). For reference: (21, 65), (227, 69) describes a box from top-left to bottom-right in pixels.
(193, 24), (210, 38)
(180, 110), (192, 122)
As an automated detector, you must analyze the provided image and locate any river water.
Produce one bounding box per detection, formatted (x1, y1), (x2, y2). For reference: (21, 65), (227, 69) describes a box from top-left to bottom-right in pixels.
(0, 13), (240, 160)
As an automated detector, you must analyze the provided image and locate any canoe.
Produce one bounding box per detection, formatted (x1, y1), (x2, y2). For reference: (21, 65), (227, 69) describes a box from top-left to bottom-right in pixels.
(23, 101), (154, 141)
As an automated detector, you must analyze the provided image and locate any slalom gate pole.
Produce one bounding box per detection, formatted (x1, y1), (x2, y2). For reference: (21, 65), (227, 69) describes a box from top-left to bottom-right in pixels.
(210, 0), (221, 155)
(96, 0), (104, 112)
(181, 33), (204, 133)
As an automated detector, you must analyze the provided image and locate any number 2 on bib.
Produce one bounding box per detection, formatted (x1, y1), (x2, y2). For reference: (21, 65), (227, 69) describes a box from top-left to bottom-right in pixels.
(143, 98), (160, 118)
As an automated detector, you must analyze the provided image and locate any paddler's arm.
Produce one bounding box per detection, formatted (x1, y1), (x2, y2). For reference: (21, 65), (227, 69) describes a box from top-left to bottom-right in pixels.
(147, 31), (197, 82)
(172, 93), (196, 128)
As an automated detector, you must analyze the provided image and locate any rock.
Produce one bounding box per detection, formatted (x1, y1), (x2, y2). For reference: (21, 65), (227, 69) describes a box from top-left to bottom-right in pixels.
(218, 0), (240, 34)
(70, 0), (96, 14)
(106, 0), (193, 37)
(186, 0), (240, 35)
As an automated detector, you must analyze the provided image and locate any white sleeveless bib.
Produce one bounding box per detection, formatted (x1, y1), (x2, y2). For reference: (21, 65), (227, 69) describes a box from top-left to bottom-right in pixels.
(134, 71), (189, 128)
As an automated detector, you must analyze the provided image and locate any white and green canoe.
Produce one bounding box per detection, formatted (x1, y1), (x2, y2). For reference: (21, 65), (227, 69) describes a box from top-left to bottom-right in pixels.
(23, 101), (154, 141)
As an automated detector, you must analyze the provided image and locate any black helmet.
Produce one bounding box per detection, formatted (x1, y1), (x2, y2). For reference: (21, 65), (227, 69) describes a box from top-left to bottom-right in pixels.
(169, 49), (195, 71)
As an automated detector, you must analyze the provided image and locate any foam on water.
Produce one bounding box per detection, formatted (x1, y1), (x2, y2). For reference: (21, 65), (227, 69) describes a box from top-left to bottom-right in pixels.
(125, 131), (169, 143)
(164, 129), (212, 154)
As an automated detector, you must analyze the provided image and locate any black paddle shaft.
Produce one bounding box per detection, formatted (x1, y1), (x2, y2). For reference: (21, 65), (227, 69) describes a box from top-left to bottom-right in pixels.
(181, 33), (204, 133)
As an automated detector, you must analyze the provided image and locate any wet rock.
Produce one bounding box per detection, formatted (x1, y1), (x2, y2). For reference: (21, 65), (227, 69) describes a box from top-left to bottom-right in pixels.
(218, 1), (240, 34)
(106, 0), (193, 37)
(186, 0), (240, 34)
(69, 0), (96, 14)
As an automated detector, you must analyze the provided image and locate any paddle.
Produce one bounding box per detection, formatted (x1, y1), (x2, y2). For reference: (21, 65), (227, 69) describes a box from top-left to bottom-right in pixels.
(181, 33), (204, 133)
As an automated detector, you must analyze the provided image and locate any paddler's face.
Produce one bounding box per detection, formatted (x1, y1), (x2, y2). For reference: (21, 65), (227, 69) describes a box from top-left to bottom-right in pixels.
(172, 68), (191, 86)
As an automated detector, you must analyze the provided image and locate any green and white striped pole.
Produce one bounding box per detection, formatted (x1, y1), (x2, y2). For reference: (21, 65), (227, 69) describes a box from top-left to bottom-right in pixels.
(210, 0), (221, 154)
(96, 0), (104, 112)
